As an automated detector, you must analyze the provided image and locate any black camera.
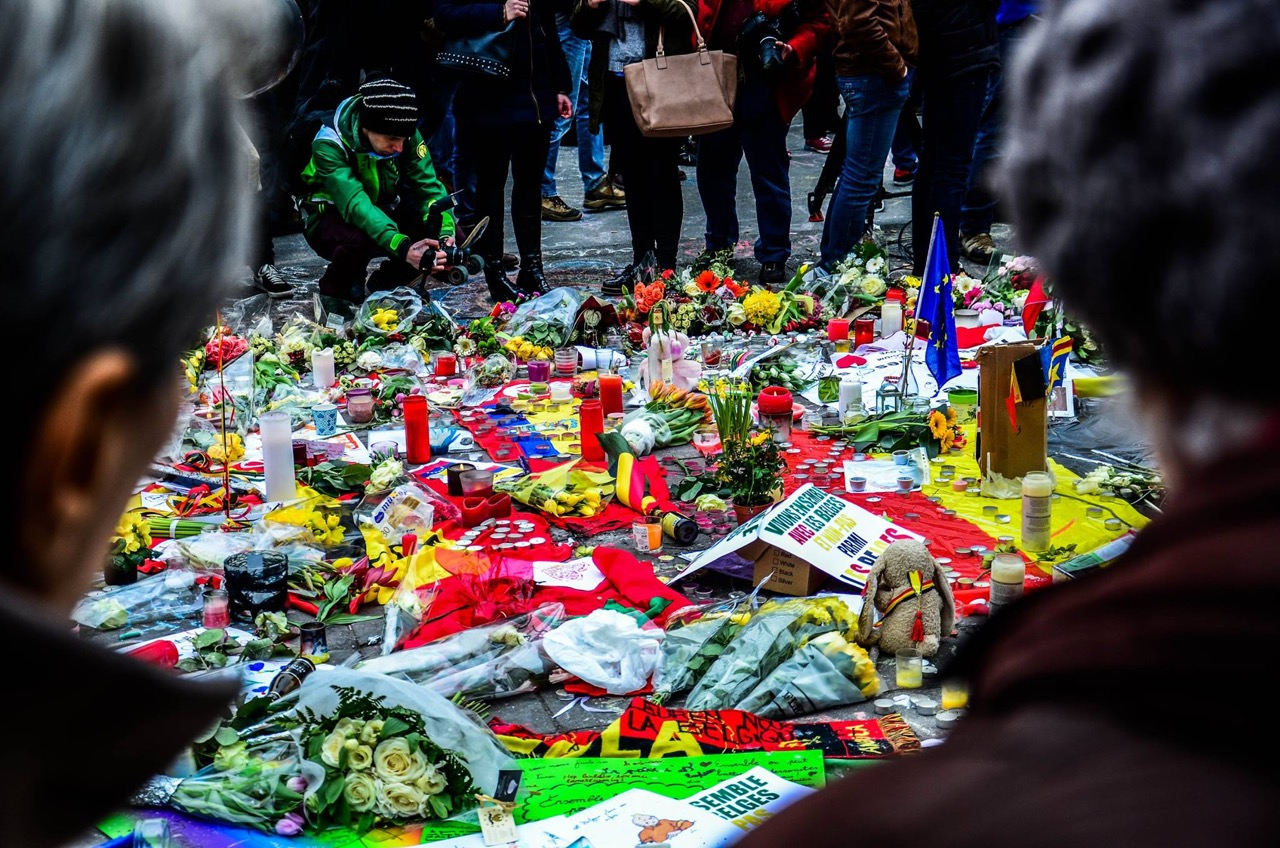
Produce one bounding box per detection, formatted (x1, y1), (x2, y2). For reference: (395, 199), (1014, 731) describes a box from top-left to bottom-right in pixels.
(423, 191), (485, 283)
(737, 3), (801, 83)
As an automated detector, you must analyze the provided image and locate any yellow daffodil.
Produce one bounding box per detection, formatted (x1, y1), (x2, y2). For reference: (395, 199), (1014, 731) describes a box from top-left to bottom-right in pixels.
(208, 432), (245, 465)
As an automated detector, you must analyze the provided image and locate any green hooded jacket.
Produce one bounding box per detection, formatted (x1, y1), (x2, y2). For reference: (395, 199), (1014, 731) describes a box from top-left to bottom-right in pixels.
(300, 95), (455, 259)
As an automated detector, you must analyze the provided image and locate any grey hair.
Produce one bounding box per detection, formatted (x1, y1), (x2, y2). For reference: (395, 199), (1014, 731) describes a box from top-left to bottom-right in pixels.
(0, 0), (270, 442)
(1003, 0), (1280, 400)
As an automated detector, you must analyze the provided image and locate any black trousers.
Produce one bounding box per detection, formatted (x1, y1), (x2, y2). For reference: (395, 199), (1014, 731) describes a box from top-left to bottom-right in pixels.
(802, 52), (840, 140)
(602, 73), (684, 269)
(458, 121), (551, 264)
(304, 207), (427, 301)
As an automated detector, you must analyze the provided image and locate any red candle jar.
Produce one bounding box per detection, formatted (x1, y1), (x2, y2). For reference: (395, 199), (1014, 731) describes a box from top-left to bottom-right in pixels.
(579, 399), (605, 462)
(434, 351), (457, 377)
(402, 395), (431, 465)
(827, 318), (851, 342)
(486, 493), (512, 519)
(854, 316), (876, 348)
(124, 639), (180, 669)
(460, 497), (488, 528)
(599, 373), (624, 417)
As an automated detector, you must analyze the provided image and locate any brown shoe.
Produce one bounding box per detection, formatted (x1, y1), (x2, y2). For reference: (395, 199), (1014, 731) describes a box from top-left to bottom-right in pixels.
(960, 232), (996, 265)
(584, 180), (626, 211)
(541, 195), (583, 222)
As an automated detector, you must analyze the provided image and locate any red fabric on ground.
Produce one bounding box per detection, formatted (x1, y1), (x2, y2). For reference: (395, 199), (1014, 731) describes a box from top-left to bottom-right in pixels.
(400, 546), (692, 647)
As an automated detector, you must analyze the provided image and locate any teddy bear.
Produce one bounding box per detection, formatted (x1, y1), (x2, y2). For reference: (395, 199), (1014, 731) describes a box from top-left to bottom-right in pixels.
(857, 540), (956, 657)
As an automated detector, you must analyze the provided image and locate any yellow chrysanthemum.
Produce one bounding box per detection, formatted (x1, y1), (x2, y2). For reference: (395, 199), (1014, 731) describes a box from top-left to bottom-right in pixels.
(742, 288), (781, 326)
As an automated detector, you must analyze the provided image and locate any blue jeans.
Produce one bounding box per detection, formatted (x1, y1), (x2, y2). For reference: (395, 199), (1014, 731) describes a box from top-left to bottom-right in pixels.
(542, 12), (605, 197)
(820, 73), (911, 268)
(960, 22), (1030, 235)
(695, 78), (792, 264)
(912, 70), (993, 273)
(890, 69), (919, 172)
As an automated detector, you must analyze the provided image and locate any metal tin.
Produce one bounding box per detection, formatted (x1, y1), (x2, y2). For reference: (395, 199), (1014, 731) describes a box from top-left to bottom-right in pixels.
(530, 537), (547, 545)
(936, 710), (963, 730)
(912, 697), (938, 716)
(873, 698), (896, 715)
(299, 622), (328, 662)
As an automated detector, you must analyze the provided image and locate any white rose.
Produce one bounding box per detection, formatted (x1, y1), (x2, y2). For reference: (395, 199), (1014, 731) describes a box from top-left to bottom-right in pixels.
(356, 351), (383, 371)
(415, 765), (448, 796)
(373, 738), (426, 784)
(343, 772), (378, 813)
(320, 731), (347, 768)
(860, 275), (887, 297)
(726, 303), (747, 327)
(369, 459), (403, 491)
(334, 718), (364, 737)
(348, 744), (375, 771)
(683, 281), (700, 296)
(359, 720), (385, 745)
(377, 780), (426, 820)
(1012, 290), (1029, 311)
(838, 268), (862, 287)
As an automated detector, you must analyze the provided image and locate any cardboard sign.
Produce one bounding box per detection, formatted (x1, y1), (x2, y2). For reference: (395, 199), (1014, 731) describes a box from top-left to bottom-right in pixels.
(676, 484), (921, 595)
(975, 341), (1048, 478)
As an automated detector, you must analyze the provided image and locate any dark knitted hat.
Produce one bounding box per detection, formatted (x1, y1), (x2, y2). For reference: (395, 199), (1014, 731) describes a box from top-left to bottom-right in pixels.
(358, 78), (418, 137)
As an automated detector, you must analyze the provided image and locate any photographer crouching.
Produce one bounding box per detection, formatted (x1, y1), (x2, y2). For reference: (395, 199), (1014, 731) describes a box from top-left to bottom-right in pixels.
(694, 0), (830, 287)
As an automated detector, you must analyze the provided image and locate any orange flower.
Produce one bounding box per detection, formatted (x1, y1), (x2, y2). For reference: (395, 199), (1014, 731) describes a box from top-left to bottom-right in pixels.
(696, 270), (719, 292)
(725, 278), (747, 298)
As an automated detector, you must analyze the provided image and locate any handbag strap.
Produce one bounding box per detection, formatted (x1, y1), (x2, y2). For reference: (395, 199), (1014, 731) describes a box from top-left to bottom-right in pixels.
(656, 2), (711, 67)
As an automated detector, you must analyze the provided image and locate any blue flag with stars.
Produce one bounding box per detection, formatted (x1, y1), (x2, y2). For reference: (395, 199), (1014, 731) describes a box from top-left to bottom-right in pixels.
(921, 215), (962, 390)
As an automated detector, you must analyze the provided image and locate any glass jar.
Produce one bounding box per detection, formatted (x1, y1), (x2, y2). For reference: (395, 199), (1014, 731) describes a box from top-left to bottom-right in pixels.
(554, 347), (578, 377)
(345, 388), (375, 425)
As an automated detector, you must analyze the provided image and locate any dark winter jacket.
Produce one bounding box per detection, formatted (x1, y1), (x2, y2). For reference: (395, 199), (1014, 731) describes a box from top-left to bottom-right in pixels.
(434, 0), (573, 127)
(572, 0), (698, 133)
(826, 0), (917, 81)
(739, 437), (1280, 848)
(910, 0), (998, 79)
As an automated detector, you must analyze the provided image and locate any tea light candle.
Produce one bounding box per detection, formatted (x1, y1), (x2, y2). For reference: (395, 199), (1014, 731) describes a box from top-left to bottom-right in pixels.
(202, 588), (230, 629)
(259, 411), (297, 502)
(849, 476), (867, 492)
(311, 347), (336, 389)
(912, 697), (938, 716)
(1105, 518), (1124, 532)
(936, 710), (963, 730)
(345, 389), (375, 425)
(549, 382), (573, 402)
(896, 475), (915, 494)
(873, 698), (896, 715)
(952, 479), (969, 492)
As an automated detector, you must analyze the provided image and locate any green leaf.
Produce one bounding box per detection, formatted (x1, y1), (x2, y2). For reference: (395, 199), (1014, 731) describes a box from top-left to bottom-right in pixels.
(321, 774), (345, 809)
(379, 717), (412, 741)
(214, 726), (240, 747)
(427, 794), (449, 819)
(307, 734), (325, 761)
(405, 732), (422, 753)
(323, 612), (381, 626)
(193, 629), (226, 650)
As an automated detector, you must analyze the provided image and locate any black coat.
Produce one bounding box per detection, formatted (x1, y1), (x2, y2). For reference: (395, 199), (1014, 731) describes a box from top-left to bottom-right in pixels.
(910, 0), (999, 79)
(434, 0), (573, 127)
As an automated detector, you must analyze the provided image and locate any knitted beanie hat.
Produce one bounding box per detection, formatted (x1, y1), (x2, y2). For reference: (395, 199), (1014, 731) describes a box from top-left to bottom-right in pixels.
(358, 78), (418, 137)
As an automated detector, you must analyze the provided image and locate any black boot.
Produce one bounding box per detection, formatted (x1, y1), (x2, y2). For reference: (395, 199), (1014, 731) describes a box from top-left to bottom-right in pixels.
(484, 261), (520, 303)
(515, 252), (551, 295)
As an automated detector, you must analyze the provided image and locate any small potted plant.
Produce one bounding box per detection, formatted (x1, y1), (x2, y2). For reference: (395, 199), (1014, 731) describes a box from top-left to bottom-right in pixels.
(716, 430), (786, 524)
(105, 512), (156, 586)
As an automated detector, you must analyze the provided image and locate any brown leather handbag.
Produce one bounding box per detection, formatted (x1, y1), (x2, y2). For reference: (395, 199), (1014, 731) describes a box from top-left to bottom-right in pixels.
(623, 2), (738, 138)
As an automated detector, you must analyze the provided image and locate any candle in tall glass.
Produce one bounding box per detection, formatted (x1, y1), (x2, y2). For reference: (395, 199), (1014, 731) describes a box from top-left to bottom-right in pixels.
(599, 373), (624, 417)
(580, 399), (605, 462)
(402, 395), (431, 465)
(311, 347), (336, 389)
(259, 412), (297, 502)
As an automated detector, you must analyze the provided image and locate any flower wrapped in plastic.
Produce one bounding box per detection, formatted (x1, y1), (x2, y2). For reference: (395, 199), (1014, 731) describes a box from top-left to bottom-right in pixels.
(360, 604), (566, 701)
(503, 287), (582, 350)
(733, 631), (880, 719)
(138, 668), (514, 835)
(650, 597), (753, 704)
(617, 382), (711, 455)
(684, 596), (861, 712)
(496, 459), (615, 518)
(355, 288), (424, 337)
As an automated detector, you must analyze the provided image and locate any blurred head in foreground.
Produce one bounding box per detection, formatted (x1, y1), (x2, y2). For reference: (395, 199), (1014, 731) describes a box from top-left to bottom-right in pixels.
(0, 0), (255, 615)
(1004, 0), (1280, 481)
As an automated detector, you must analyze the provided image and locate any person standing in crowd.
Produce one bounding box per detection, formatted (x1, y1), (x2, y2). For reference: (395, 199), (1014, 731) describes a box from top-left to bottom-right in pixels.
(890, 70), (921, 183)
(541, 0), (627, 222)
(0, 0), (271, 843)
(435, 0), (572, 299)
(801, 52), (839, 153)
(299, 78), (452, 302)
(695, 0), (831, 286)
(909, 0), (998, 274)
(958, 0), (1037, 264)
(573, 0), (697, 295)
(816, 0), (916, 271)
(742, 0), (1280, 844)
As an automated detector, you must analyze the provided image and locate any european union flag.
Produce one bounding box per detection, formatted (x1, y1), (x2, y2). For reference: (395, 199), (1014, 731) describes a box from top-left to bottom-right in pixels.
(921, 215), (962, 390)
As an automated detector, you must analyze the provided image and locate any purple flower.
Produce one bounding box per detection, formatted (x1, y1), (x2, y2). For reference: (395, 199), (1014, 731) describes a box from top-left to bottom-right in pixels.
(286, 812), (306, 826)
(275, 817), (304, 837)
(395, 393), (407, 403)
(286, 776), (308, 793)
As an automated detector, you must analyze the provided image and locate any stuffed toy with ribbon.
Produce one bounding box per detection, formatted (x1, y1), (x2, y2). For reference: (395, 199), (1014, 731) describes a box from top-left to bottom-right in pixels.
(857, 540), (956, 657)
